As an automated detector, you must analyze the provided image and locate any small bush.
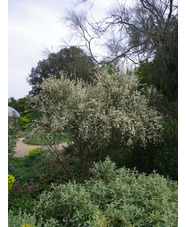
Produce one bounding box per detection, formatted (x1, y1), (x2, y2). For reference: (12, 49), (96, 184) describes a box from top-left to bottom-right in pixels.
(22, 136), (43, 145)
(31, 151), (67, 188)
(20, 116), (30, 130)
(8, 174), (16, 191)
(8, 154), (39, 183)
(34, 157), (178, 226)
(90, 213), (111, 226)
(8, 148), (81, 216)
(8, 117), (20, 157)
(8, 209), (60, 227)
(8, 155), (41, 214)
(28, 147), (41, 155)
(9, 180), (40, 214)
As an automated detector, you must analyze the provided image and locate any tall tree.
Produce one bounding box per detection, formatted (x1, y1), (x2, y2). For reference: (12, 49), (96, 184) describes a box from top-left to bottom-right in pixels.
(27, 46), (97, 95)
(65, 0), (178, 101)
(8, 97), (27, 114)
(29, 69), (163, 181)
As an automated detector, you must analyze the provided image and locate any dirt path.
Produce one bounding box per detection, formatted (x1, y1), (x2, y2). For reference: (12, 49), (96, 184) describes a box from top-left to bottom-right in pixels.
(14, 138), (68, 157)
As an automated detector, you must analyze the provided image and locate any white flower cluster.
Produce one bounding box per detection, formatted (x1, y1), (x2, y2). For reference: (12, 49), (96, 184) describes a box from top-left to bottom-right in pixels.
(29, 68), (163, 150)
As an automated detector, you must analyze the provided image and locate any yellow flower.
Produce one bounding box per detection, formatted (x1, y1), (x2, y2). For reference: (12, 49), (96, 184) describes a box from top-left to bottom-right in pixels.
(22, 224), (33, 227)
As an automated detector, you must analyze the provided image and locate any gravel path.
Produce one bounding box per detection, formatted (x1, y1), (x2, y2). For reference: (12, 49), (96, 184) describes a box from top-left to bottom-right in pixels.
(14, 138), (68, 157)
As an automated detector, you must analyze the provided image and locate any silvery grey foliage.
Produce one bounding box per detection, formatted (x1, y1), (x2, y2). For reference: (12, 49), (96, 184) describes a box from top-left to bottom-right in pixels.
(29, 68), (163, 180)
(34, 158), (177, 226)
(30, 69), (162, 144)
(8, 209), (60, 227)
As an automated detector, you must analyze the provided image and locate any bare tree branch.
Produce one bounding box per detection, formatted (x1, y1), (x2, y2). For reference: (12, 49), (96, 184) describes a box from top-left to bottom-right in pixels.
(167, 0), (173, 22)
(63, 0), (177, 66)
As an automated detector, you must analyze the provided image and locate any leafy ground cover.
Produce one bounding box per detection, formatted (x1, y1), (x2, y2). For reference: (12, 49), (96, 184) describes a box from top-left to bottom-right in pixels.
(8, 151), (178, 226)
(8, 147), (81, 216)
(34, 158), (178, 226)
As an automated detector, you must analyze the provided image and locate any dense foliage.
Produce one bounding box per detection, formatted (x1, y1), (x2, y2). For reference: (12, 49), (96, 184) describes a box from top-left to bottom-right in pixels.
(27, 46), (97, 95)
(8, 2), (178, 226)
(34, 158), (178, 226)
(107, 116), (177, 180)
(135, 59), (177, 102)
(8, 153), (178, 226)
(8, 147), (81, 216)
(8, 209), (60, 227)
(8, 174), (16, 191)
(8, 97), (27, 115)
(8, 116), (19, 157)
(28, 68), (163, 181)
(8, 96), (38, 131)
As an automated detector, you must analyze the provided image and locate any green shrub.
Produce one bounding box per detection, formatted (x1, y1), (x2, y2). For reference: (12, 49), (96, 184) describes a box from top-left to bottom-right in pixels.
(28, 147), (41, 155)
(8, 148), (81, 215)
(153, 116), (178, 180)
(8, 154), (42, 214)
(29, 69), (163, 181)
(8, 116), (20, 157)
(34, 157), (178, 226)
(8, 209), (60, 227)
(8, 154), (40, 183)
(90, 213), (111, 227)
(20, 116), (30, 130)
(31, 150), (69, 188)
(8, 174), (16, 191)
(9, 180), (40, 214)
(22, 136), (43, 145)
(109, 116), (178, 181)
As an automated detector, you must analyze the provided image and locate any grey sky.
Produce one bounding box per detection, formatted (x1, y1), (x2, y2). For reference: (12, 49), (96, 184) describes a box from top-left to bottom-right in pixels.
(8, 0), (112, 99)
(8, 0), (179, 99)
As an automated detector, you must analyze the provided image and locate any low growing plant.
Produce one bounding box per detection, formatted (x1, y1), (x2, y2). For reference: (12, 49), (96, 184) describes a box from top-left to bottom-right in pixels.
(8, 209), (60, 227)
(9, 180), (40, 214)
(31, 148), (81, 187)
(8, 174), (16, 192)
(28, 147), (41, 155)
(8, 154), (39, 183)
(34, 157), (178, 227)
(90, 213), (111, 227)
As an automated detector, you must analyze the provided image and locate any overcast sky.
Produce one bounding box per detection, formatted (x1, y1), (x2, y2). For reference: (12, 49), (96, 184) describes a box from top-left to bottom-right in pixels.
(8, 0), (113, 99)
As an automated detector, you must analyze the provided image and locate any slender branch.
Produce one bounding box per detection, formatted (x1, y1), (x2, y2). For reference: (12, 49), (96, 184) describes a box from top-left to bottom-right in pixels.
(167, 0), (173, 22)
(106, 41), (147, 64)
(139, 0), (162, 23)
(48, 144), (74, 181)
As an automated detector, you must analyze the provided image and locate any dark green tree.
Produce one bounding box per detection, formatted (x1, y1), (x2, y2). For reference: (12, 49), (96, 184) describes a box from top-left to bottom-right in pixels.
(27, 46), (97, 95)
(8, 97), (27, 114)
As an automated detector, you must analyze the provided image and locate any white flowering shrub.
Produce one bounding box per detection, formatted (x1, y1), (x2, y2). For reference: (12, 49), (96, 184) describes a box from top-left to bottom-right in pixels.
(29, 68), (163, 180)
